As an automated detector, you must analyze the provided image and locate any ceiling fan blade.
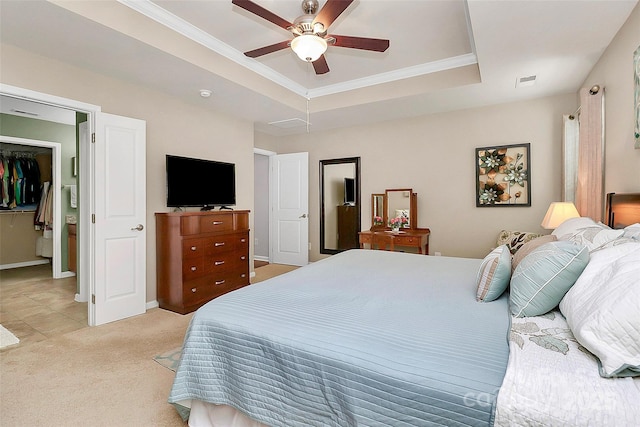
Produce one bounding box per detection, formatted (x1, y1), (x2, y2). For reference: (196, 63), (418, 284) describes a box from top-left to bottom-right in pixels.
(330, 35), (390, 52)
(313, 0), (354, 29)
(313, 55), (330, 74)
(232, 0), (293, 30)
(244, 40), (291, 58)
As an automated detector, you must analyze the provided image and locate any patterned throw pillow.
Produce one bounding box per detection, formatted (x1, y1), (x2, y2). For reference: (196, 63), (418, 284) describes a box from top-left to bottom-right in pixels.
(496, 230), (543, 255)
(476, 245), (512, 302)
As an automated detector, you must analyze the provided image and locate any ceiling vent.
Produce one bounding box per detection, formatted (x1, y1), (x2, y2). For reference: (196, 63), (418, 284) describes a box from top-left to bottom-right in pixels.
(516, 75), (537, 88)
(268, 118), (309, 129)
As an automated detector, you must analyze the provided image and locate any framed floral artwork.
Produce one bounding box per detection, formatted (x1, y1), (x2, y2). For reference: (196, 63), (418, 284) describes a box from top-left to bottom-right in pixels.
(476, 143), (531, 207)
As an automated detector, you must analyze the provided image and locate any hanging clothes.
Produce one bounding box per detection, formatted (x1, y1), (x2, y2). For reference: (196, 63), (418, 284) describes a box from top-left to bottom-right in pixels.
(0, 153), (41, 210)
(34, 181), (50, 230)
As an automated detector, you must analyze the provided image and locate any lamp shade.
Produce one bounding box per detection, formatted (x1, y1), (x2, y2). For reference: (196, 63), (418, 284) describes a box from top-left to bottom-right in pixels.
(290, 34), (327, 62)
(541, 202), (580, 229)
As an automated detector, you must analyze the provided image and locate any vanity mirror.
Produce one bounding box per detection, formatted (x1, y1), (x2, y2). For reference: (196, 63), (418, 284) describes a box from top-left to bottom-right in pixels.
(320, 157), (361, 255)
(371, 194), (385, 230)
(385, 188), (417, 229)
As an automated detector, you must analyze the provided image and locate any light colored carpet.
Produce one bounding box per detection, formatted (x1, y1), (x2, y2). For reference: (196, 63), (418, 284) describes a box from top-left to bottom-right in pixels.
(0, 324), (20, 348)
(252, 263), (298, 284)
(0, 308), (192, 427)
(1, 263), (299, 426)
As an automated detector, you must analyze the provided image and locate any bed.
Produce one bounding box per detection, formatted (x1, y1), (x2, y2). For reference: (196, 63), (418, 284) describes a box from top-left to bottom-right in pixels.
(169, 193), (640, 426)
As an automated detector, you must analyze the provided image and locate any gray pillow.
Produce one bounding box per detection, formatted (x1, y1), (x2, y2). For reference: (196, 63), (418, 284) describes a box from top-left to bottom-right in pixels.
(510, 241), (589, 317)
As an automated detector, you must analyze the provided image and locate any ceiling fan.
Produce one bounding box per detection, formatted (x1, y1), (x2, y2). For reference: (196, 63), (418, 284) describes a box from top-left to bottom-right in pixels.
(231, 0), (390, 74)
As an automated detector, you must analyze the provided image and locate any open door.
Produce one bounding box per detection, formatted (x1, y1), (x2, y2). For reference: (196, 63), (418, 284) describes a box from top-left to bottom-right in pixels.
(271, 152), (309, 266)
(92, 112), (146, 325)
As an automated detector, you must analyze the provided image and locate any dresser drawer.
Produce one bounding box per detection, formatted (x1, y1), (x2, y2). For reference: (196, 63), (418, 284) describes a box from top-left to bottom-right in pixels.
(205, 234), (236, 255)
(182, 238), (206, 259)
(236, 233), (249, 253)
(205, 252), (235, 274)
(394, 235), (420, 245)
(200, 214), (233, 233)
(182, 258), (206, 281)
(182, 274), (240, 306)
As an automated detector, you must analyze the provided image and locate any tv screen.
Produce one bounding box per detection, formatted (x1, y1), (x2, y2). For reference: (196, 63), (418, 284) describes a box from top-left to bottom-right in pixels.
(166, 155), (236, 208)
(344, 177), (356, 205)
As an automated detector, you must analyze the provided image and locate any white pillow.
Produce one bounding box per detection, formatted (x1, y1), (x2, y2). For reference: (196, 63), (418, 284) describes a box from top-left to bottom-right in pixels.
(560, 242), (640, 377)
(565, 225), (624, 252)
(552, 217), (597, 240)
(623, 223), (640, 240)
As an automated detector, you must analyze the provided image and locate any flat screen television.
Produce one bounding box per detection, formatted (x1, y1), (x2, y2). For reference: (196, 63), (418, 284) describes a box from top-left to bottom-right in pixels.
(166, 155), (236, 209)
(344, 177), (356, 205)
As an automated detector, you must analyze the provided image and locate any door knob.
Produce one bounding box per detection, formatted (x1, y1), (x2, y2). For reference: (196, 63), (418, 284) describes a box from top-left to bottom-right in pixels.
(299, 214), (307, 218)
(131, 224), (144, 231)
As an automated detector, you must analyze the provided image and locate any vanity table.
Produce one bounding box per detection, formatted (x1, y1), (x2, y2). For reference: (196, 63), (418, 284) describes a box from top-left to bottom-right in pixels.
(359, 228), (431, 254)
(359, 188), (431, 255)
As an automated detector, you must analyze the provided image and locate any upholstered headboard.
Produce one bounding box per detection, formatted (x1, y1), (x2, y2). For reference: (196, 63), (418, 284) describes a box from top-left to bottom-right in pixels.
(605, 193), (640, 228)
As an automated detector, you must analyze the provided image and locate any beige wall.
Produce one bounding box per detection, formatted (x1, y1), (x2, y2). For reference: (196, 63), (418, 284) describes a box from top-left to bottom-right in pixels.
(1, 44), (255, 304)
(275, 93), (577, 260)
(581, 2), (640, 194)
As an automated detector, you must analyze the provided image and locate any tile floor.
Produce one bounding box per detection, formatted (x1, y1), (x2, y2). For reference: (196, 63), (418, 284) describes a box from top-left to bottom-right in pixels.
(0, 263), (88, 352)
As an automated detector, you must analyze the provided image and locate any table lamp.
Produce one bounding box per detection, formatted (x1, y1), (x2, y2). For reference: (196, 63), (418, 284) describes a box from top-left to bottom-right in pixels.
(541, 202), (580, 229)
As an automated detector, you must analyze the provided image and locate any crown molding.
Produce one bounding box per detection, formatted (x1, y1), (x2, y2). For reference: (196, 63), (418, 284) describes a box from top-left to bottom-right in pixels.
(118, 0), (477, 101)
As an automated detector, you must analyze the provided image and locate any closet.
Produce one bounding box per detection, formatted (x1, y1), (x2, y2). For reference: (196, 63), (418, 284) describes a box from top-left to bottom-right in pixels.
(0, 143), (55, 269)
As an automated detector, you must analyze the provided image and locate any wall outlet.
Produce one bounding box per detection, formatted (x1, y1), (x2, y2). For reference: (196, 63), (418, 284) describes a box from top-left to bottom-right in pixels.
(434, 251), (442, 256)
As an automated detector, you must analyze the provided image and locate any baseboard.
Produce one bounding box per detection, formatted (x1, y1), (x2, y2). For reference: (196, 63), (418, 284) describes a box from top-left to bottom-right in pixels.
(254, 255), (269, 262)
(0, 259), (50, 270)
(75, 293), (88, 303)
(146, 300), (159, 310)
(58, 271), (76, 279)
(250, 271), (256, 278)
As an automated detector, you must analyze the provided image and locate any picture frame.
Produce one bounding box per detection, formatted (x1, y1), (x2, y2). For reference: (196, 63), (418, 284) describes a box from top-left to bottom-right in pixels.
(476, 143), (531, 207)
(634, 45), (639, 149)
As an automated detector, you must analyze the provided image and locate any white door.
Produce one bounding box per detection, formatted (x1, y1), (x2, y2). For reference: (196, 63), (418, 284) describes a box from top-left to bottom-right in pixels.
(92, 113), (146, 325)
(271, 153), (309, 266)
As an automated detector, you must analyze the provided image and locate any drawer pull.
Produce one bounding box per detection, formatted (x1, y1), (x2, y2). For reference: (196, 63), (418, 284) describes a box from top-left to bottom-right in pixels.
(190, 246), (197, 251)
(241, 274), (246, 278)
(191, 288), (197, 293)
(214, 242), (225, 247)
(190, 266), (197, 271)
(212, 221), (223, 225)
(215, 280), (225, 285)
(240, 238), (246, 243)
(214, 261), (225, 266)
(240, 256), (246, 260)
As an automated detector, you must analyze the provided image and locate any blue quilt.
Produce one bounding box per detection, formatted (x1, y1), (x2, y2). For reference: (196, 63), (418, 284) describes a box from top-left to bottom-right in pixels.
(169, 249), (510, 426)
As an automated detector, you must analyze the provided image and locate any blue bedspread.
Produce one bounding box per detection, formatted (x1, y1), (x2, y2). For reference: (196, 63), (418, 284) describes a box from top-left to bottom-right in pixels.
(169, 249), (510, 426)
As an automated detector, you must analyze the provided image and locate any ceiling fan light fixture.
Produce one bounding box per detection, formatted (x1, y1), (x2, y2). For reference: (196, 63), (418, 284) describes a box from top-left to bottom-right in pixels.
(291, 34), (327, 62)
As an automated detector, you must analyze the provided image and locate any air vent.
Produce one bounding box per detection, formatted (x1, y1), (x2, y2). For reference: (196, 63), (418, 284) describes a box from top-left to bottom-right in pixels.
(10, 109), (39, 117)
(516, 75), (537, 88)
(268, 118), (309, 129)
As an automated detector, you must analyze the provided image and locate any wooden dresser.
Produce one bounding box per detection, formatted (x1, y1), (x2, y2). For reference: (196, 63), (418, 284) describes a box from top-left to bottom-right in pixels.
(155, 210), (250, 314)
